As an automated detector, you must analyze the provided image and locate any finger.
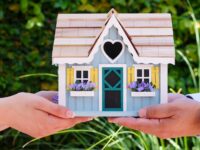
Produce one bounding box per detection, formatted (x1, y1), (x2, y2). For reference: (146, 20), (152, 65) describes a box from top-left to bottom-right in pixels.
(49, 117), (92, 137)
(61, 117), (93, 127)
(168, 93), (185, 103)
(36, 91), (57, 101)
(35, 98), (74, 119)
(109, 117), (161, 135)
(44, 116), (93, 137)
(139, 104), (175, 119)
(48, 115), (93, 129)
(0, 124), (9, 131)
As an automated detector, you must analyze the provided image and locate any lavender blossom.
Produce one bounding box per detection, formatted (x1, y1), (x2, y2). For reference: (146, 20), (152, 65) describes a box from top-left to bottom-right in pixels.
(137, 86), (144, 92)
(69, 83), (77, 91)
(128, 81), (137, 89)
(69, 81), (96, 91)
(128, 81), (155, 92)
(52, 95), (58, 104)
(76, 83), (82, 91)
(148, 83), (154, 92)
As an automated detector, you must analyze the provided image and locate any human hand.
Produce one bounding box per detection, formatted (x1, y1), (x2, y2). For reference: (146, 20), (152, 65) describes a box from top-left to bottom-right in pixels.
(0, 91), (92, 138)
(109, 93), (200, 139)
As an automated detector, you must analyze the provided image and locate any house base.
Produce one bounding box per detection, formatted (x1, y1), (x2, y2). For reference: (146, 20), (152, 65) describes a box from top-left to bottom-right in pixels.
(74, 111), (139, 117)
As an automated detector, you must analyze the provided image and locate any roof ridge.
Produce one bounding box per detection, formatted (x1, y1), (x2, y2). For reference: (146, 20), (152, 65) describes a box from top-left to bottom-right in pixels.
(107, 8), (118, 17)
(114, 15), (140, 55)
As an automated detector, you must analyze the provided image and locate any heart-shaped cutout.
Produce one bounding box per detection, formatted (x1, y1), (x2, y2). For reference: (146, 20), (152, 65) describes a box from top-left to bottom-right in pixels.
(102, 40), (124, 63)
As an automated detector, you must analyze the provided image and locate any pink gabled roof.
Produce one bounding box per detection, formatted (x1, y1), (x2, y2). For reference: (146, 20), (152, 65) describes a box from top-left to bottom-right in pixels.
(52, 9), (175, 59)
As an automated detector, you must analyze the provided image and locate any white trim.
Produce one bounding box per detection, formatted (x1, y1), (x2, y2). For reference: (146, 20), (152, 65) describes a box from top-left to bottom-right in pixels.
(99, 66), (102, 111)
(133, 64), (153, 67)
(58, 64), (66, 106)
(72, 66), (92, 83)
(160, 64), (168, 103)
(53, 57), (174, 65)
(52, 14), (175, 65)
(72, 66), (93, 69)
(133, 64), (152, 83)
(131, 91), (155, 97)
(101, 39), (125, 63)
(99, 64), (127, 111)
(70, 91), (94, 97)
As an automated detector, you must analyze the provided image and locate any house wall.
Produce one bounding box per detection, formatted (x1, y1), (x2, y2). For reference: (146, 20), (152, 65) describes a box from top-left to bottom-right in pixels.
(65, 26), (160, 116)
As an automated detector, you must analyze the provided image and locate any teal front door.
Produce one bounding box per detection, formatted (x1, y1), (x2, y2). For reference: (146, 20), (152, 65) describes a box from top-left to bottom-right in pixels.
(102, 67), (123, 111)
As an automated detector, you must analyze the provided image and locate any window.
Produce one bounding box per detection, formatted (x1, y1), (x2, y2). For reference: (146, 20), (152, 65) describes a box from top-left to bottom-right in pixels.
(73, 66), (91, 83)
(135, 65), (151, 83)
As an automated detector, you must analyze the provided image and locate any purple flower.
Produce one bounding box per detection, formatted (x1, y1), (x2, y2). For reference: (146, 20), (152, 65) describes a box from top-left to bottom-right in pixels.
(148, 84), (154, 92)
(76, 83), (82, 91)
(128, 81), (137, 89)
(139, 82), (148, 88)
(69, 83), (77, 90)
(89, 82), (96, 89)
(52, 95), (58, 104)
(69, 81), (96, 91)
(128, 81), (155, 92)
(137, 86), (144, 92)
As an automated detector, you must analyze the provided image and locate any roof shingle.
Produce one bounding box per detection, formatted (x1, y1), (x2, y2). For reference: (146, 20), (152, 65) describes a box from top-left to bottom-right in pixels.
(53, 11), (175, 58)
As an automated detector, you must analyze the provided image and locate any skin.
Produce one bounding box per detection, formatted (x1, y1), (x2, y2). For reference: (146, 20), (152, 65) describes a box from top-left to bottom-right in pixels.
(109, 93), (200, 139)
(0, 91), (92, 138)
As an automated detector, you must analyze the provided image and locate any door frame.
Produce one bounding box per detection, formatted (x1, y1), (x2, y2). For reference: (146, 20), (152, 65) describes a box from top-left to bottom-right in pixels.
(99, 64), (127, 111)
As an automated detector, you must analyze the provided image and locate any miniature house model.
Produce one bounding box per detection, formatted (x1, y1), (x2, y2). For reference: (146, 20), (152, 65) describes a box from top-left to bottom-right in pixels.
(52, 9), (175, 116)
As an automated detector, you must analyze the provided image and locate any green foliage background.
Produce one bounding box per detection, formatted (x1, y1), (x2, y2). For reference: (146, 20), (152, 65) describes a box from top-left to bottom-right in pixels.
(0, 0), (200, 149)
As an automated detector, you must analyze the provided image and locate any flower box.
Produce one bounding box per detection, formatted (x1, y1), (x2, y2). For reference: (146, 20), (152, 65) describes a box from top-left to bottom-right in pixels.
(131, 91), (155, 97)
(70, 91), (95, 97)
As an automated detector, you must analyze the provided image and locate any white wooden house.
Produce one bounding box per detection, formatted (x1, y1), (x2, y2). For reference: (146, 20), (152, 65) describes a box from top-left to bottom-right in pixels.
(52, 9), (175, 116)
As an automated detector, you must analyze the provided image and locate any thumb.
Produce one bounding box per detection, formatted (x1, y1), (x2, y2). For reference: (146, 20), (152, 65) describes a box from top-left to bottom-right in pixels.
(35, 98), (74, 119)
(139, 104), (174, 119)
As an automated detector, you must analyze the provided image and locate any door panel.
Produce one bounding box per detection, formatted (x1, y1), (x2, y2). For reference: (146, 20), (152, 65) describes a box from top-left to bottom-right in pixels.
(102, 67), (123, 111)
(105, 91), (121, 108)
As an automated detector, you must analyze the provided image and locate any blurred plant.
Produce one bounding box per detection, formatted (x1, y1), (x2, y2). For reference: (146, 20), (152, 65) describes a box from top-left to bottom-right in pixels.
(177, 50), (197, 90)
(186, 0), (200, 92)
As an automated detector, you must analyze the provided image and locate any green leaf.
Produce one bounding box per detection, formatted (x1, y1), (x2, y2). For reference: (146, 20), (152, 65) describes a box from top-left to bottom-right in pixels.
(25, 18), (35, 29)
(0, 7), (3, 20)
(81, 0), (88, 4)
(78, 4), (96, 12)
(33, 3), (42, 15)
(20, 0), (28, 13)
(54, 0), (69, 10)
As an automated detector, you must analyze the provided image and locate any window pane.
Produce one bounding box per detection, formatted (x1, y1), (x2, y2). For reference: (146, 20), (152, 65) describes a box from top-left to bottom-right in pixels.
(137, 78), (142, 83)
(76, 80), (81, 83)
(144, 78), (149, 83)
(83, 80), (88, 83)
(144, 69), (149, 77)
(137, 69), (142, 77)
(83, 71), (88, 78)
(76, 71), (81, 78)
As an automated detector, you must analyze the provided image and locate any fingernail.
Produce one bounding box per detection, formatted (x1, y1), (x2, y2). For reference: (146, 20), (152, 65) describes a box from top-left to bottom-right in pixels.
(139, 109), (146, 118)
(66, 111), (75, 118)
(108, 118), (116, 123)
(108, 118), (113, 122)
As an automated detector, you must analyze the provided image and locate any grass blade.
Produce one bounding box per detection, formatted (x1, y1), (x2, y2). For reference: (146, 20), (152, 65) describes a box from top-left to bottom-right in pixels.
(18, 73), (57, 79)
(177, 50), (197, 90)
(186, 0), (200, 92)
